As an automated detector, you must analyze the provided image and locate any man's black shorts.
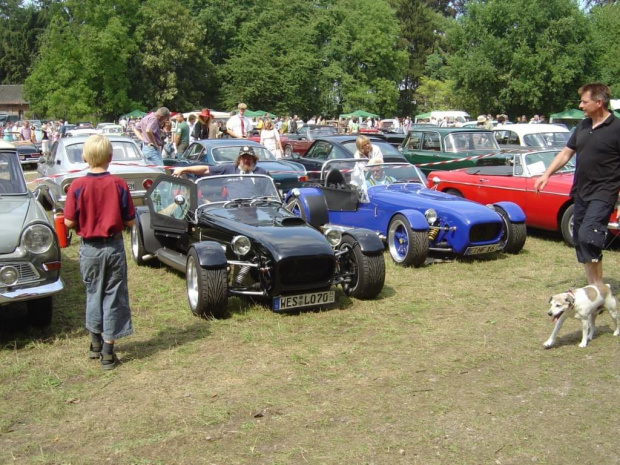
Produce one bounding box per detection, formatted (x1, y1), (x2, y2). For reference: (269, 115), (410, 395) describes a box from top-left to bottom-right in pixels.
(573, 196), (615, 263)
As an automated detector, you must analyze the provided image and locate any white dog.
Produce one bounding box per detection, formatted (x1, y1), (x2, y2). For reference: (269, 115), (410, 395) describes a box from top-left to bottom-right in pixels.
(544, 284), (619, 348)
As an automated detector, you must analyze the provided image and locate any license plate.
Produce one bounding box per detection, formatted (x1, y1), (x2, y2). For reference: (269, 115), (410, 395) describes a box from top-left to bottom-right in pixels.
(19, 155), (25, 160)
(273, 290), (335, 311)
(465, 244), (500, 255)
(127, 182), (135, 190)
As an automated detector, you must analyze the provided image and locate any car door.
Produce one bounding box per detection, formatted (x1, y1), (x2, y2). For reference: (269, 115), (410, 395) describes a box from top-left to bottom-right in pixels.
(287, 126), (306, 153)
(172, 143), (205, 167)
(298, 141), (333, 179)
(147, 175), (197, 252)
(472, 155), (527, 207)
(402, 130), (441, 167)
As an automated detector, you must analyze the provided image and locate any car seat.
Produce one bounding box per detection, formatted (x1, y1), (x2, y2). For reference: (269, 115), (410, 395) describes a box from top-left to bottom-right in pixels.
(324, 168), (347, 189)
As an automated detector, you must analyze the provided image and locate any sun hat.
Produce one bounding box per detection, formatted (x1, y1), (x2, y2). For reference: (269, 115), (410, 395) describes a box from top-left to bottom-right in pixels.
(477, 115), (487, 123)
(199, 108), (211, 118)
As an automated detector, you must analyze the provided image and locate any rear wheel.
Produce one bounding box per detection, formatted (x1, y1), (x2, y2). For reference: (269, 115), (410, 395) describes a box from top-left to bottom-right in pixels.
(27, 297), (53, 327)
(494, 206), (527, 254)
(339, 236), (385, 299)
(445, 188), (463, 198)
(186, 249), (228, 319)
(560, 204), (575, 247)
(130, 222), (148, 266)
(387, 214), (428, 267)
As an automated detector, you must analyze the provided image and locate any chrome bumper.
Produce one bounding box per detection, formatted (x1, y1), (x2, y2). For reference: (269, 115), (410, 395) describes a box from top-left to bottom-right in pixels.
(0, 279), (64, 305)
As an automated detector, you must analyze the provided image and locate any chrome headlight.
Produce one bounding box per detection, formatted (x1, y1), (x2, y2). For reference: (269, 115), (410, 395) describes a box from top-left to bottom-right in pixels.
(231, 235), (251, 256)
(21, 224), (54, 254)
(324, 228), (342, 247)
(424, 208), (438, 225)
(0, 266), (19, 286)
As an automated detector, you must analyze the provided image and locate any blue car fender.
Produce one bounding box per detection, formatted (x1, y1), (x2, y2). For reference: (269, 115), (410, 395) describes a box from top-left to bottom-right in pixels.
(392, 209), (430, 232)
(285, 187), (328, 229)
(191, 241), (228, 269)
(343, 228), (385, 254)
(491, 202), (526, 223)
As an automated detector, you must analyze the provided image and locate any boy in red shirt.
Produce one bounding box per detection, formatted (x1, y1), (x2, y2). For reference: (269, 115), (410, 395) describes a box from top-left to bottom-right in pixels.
(64, 135), (135, 370)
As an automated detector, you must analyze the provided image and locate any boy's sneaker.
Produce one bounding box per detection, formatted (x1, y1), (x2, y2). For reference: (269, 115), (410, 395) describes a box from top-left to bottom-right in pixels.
(100, 352), (119, 371)
(89, 342), (102, 360)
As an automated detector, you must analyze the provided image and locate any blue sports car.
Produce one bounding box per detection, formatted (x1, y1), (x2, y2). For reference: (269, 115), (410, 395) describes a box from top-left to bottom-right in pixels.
(166, 139), (308, 194)
(284, 159), (526, 267)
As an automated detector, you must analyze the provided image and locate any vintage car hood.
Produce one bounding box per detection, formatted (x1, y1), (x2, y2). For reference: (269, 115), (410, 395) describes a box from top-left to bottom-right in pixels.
(0, 195), (34, 253)
(203, 206), (334, 260)
(371, 184), (502, 222)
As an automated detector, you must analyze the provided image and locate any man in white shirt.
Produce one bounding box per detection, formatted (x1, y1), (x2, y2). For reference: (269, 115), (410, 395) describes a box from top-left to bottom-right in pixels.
(226, 103), (252, 138)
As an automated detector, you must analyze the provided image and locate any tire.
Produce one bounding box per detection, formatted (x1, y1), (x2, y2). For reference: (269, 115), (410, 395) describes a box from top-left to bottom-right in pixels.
(445, 188), (463, 198)
(494, 206), (527, 254)
(283, 144), (293, 157)
(285, 197), (307, 221)
(186, 248), (228, 319)
(339, 235), (385, 299)
(560, 204), (575, 247)
(387, 214), (428, 267)
(27, 296), (53, 327)
(130, 222), (148, 266)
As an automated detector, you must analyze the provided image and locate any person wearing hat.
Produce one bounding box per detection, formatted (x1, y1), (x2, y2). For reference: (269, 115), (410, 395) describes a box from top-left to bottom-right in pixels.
(193, 108), (213, 141)
(476, 115), (487, 127)
(171, 145), (269, 177)
(226, 103), (252, 138)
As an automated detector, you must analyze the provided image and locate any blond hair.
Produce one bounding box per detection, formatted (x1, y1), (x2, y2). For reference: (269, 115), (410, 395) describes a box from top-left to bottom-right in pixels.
(263, 119), (274, 130)
(355, 135), (371, 153)
(82, 134), (112, 168)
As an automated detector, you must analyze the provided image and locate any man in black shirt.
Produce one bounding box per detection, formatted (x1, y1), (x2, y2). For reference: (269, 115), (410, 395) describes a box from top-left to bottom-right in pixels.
(535, 83), (620, 286)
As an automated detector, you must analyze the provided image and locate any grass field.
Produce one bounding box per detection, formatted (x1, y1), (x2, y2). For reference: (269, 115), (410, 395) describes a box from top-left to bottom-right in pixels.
(2, 181), (620, 463)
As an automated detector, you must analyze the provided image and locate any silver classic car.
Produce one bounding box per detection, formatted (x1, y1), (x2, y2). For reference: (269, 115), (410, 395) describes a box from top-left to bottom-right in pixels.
(0, 149), (63, 326)
(35, 135), (164, 211)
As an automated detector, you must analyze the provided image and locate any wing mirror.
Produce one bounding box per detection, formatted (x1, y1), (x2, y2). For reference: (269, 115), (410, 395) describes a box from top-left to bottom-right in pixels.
(174, 194), (186, 206)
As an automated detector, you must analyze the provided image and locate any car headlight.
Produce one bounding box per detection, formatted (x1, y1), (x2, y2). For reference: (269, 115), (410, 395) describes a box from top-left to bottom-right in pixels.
(424, 209), (438, 225)
(0, 266), (19, 286)
(231, 235), (251, 256)
(324, 228), (342, 247)
(21, 224), (54, 254)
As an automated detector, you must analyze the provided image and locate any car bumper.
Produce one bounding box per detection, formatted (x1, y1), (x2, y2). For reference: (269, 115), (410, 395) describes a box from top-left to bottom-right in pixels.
(0, 278), (64, 305)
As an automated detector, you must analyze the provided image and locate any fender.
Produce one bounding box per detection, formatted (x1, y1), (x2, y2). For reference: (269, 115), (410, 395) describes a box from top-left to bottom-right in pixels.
(287, 187), (328, 229)
(135, 206), (161, 254)
(392, 209), (430, 231)
(343, 228), (385, 254)
(191, 241), (228, 269)
(33, 184), (54, 211)
(492, 201), (526, 223)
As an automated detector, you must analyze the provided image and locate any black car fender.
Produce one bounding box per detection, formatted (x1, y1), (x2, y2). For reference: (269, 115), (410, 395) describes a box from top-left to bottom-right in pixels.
(491, 201), (526, 223)
(392, 209), (430, 231)
(135, 206), (161, 253)
(191, 241), (228, 269)
(343, 228), (384, 254)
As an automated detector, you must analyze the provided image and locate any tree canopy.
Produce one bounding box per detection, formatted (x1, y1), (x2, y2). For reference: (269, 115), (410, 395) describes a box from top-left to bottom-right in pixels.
(2, 0), (615, 120)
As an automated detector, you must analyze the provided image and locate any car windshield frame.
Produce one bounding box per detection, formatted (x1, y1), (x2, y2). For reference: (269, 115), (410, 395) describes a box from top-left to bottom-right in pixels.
(195, 174), (280, 207)
(0, 151), (28, 194)
(524, 150), (574, 176)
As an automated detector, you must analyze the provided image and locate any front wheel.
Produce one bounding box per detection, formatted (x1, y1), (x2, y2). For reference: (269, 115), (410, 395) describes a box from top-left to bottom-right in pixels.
(283, 144), (293, 157)
(186, 249), (229, 319)
(560, 204), (574, 247)
(131, 222), (149, 266)
(494, 206), (527, 254)
(338, 236), (385, 299)
(387, 214), (428, 267)
(445, 188), (463, 198)
(27, 297), (53, 327)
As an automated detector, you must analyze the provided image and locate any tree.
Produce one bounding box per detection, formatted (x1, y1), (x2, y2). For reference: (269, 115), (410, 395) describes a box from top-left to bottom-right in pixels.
(590, 3), (620, 96)
(445, 0), (593, 118)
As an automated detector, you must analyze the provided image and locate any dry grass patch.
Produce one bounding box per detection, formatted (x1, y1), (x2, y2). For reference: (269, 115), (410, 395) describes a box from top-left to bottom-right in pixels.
(1, 230), (620, 464)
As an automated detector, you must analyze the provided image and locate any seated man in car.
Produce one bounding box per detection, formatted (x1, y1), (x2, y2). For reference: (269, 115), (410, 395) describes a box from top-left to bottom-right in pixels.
(172, 146), (273, 200)
(365, 158), (395, 188)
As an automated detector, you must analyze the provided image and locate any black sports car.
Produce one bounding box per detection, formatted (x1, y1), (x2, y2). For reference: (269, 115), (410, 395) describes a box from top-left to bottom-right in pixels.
(131, 173), (385, 318)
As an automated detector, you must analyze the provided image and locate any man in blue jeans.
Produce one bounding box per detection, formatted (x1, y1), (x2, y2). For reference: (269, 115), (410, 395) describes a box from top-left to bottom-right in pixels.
(535, 83), (620, 286)
(134, 107), (170, 167)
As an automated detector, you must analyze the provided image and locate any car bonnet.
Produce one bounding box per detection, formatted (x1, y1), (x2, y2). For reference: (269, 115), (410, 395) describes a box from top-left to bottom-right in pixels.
(0, 196), (33, 253)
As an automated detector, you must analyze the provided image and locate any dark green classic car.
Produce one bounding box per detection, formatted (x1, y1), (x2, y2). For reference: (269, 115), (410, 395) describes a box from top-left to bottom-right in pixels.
(400, 127), (501, 175)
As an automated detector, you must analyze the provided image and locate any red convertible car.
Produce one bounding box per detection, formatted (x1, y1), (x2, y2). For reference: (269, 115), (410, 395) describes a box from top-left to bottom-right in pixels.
(427, 150), (620, 246)
(248, 125), (338, 157)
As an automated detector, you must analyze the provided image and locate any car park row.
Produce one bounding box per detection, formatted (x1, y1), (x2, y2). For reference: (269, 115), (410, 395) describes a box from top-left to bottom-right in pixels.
(6, 122), (612, 327)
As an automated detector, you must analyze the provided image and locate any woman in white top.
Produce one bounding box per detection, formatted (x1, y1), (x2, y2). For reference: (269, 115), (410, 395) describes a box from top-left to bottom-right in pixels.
(351, 135), (383, 188)
(260, 119), (284, 158)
